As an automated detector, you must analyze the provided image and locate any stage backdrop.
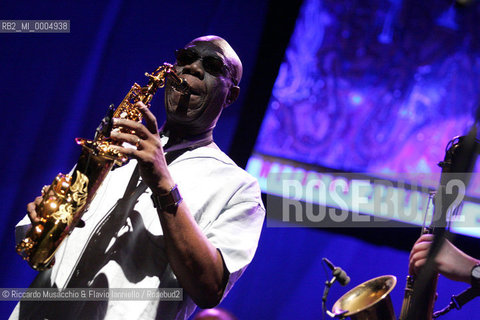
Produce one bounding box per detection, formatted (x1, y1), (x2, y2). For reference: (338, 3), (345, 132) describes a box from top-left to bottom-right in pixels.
(248, 0), (480, 236)
(245, 0), (480, 318)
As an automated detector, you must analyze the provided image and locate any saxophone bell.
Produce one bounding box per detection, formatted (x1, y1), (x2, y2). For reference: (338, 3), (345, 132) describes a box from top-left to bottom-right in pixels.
(330, 275), (397, 320)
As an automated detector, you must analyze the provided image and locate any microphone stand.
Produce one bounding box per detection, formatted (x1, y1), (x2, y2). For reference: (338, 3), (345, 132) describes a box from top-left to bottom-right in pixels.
(322, 258), (350, 319)
(323, 276), (347, 319)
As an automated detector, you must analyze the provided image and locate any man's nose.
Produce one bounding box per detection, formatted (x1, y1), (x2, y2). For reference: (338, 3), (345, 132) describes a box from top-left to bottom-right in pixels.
(183, 59), (204, 79)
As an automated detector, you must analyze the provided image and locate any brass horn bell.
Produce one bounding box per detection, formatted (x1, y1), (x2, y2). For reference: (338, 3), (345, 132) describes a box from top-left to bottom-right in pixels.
(331, 275), (397, 320)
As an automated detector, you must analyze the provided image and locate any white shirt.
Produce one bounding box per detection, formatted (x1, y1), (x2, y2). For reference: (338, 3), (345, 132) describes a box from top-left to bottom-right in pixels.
(11, 145), (265, 320)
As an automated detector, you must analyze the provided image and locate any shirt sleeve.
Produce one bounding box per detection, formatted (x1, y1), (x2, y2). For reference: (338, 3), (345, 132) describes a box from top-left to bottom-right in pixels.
(15, 214), (32, 245)
(202, 175), (265, 298)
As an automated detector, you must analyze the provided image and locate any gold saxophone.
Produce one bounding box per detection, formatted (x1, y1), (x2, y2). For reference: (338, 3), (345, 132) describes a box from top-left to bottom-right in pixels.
(16, 63), (189, 271)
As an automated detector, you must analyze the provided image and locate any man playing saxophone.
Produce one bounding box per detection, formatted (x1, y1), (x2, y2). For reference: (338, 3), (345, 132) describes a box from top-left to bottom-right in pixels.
(11, 35), (265, 320)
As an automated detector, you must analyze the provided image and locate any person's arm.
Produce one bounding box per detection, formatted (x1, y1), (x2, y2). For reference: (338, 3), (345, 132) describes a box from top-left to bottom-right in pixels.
(155, 200), (227, 308)
(110, 103), (225, 308)
(409, 233), (480, 284)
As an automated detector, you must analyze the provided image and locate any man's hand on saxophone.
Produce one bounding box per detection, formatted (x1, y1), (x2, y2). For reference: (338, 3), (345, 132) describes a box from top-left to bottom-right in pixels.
(409, 233), (480, 285)
(110, 101), (175, 194)
(26, 196), (43, 225)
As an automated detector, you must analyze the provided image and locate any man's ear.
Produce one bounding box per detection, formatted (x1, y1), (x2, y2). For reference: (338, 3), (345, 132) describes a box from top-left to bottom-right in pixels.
(225, 85), (240, 107)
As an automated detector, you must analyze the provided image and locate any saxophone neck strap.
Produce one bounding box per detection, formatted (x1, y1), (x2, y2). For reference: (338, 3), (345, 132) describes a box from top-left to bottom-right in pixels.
(159, 123), (214, 153)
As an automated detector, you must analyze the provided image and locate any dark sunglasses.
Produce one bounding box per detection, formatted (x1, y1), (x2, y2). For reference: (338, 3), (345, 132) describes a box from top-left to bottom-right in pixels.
(175, 48), (237, 85)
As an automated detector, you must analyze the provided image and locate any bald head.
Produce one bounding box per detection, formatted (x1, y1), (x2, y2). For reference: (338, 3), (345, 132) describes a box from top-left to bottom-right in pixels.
(193, 308), (238, 320)
(188, 35), (243, 85)
(164, 35), (243, 136)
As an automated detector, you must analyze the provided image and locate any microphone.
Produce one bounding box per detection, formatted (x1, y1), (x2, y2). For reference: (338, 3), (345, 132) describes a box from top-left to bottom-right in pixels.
(321, 257), (351, 319)
(323, 257), (350, 286)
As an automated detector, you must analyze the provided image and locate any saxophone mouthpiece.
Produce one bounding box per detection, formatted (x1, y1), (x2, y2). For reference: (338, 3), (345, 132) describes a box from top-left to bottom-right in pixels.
(160, 62), (190, 95)
(173, 77), (191, 95)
